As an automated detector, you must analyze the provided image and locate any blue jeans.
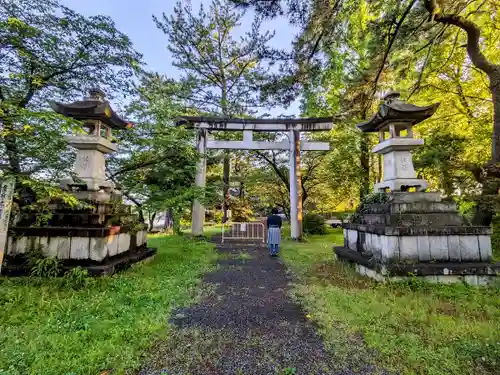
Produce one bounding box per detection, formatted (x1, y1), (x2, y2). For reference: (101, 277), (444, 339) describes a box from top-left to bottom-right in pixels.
(269, 244), (279, 255)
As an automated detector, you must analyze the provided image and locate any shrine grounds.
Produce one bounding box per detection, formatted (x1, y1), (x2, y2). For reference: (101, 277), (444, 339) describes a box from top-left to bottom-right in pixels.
(0, 229), (498, 375)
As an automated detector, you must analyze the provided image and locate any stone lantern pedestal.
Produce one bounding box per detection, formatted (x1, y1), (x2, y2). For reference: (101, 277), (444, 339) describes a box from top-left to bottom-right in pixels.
(335, 93), (499, 285)
(4, 89), (155, 275)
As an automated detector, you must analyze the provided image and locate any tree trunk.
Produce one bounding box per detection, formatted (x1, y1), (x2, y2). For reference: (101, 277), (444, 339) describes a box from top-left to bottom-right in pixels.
(137, 208), (145, 224)
(148, 212), (157, 232)
(360, 132), (370, 200)
(1, 116), (22, 174)
(239, 181), (245, 199)
(164, 208), (173, 231)
(471, 74), (500, 225)
(491, 77), (500, 162)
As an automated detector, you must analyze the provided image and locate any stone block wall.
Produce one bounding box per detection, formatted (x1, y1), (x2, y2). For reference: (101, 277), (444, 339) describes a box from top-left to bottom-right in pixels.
(6, 229), (148, 263)
(344, 228), (492, 263)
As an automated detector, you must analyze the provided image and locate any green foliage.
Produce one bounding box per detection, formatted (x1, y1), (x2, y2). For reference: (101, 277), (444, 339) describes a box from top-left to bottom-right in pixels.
(25, 242), (45, 269)
(414, 132), (468, 196)
(63, 267), (92, 289)
(281, 367), (297, 375)
(30, 257), (61, 277)
(153, 0), (274, 116)
(109, 79), (201, 224)
(303, 213), (327, 235)
(0, 0), (142, 187)
(491, 215), (500, 260)
(230, 199), (254, 222)
(349, 192), (389, 224)
(0, 235), (216, 375)
(282, 230), (500, 375)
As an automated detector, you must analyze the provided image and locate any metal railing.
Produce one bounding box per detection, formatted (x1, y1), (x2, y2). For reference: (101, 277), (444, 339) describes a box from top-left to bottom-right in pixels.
(221, 222), (265, 244)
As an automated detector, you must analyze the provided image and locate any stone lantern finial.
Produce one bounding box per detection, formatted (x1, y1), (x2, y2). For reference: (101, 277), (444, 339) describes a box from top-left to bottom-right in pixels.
(89, 88), (106, 101)
(383, 91), (400, 104)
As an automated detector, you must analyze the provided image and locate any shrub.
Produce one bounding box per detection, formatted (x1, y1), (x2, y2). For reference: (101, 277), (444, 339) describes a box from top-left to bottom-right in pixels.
(63, 266), (93, 289)
(231, 199), (253, 222)
(31, 257), (61, 277)
(303, 213), (327, 235)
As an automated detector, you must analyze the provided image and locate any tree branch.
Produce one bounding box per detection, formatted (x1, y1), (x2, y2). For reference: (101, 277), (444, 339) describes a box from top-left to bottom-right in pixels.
(424, 0), (496, 75)
(370, 0), (418, 98)
(408, 36), (436, 99)
(255, 150), (289, 190)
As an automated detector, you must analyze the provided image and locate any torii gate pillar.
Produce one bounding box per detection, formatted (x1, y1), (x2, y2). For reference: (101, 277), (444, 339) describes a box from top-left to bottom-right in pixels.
(176, 117), (334, 239)
(289, 130), (302, 240)
(192, 128), (207, 236)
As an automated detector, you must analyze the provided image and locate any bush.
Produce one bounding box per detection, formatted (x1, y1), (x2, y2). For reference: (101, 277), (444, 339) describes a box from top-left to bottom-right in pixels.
(63, 267), (93, 289)
(30, 257), (61, 277)
(303, 213), (327, 235)
(231, 199), (253, 222)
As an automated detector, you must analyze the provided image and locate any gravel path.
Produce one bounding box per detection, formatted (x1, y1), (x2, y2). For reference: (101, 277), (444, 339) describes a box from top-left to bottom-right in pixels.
(138, 238), (391, 375)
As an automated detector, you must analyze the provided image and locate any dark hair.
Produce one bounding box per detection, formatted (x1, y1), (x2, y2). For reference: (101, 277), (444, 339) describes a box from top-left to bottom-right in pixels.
(271, 207), (279, 215)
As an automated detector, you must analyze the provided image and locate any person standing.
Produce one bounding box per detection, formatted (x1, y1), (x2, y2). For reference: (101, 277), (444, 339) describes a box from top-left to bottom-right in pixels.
(266, 208), (282, 257)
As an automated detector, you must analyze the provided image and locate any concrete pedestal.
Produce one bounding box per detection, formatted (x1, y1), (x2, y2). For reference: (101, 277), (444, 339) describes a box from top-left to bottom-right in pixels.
(335, 193), (497, 285)
(373, 137), (427, 192)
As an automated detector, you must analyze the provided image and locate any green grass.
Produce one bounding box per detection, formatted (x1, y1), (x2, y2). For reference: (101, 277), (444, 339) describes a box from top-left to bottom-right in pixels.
(282, 228), (500, 375)
(0, 235), (216, 375)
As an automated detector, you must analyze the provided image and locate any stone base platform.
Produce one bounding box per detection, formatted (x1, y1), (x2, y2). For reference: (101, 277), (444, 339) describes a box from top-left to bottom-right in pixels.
(3, 246), (157, 276)
(335, 246), (500, 286)
(4, 225), (154, 276)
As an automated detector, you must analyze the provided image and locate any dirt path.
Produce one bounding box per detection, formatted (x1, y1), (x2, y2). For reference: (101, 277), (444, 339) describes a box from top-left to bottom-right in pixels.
(138, 239), (391, 375)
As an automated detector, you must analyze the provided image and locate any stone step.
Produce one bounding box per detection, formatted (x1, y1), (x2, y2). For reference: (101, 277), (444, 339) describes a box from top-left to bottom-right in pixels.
(362, 201), (457, 214)
(361, 212), (463, 226)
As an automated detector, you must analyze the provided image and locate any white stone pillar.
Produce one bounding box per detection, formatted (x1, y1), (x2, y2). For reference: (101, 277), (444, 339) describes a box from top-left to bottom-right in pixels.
(192, 129), (207, 236)
(0, 177), (15, 274)
(289, 130), (300, 240)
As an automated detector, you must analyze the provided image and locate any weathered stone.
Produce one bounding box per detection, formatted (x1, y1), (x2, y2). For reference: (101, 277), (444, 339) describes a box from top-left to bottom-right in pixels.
(399, 236), (419, 260)
(429, 236), (448, 261)
(39, 237), (53, 257)
(118, 233), (131, 255)
(384, 236), (399, 261)
(90, 237), (109, 262)
(136, 230), (144, 247)
(347, 229), (357, 251)
(447, 236), (461, 262)
(478, 235), (492, 262)
(417, 236), (431, 261)
(16, 236), (28, 254)
(459, 236), (480, 261)
(107, 234), (119, 257)
(6, 236), (13, 254)
(57, 237), (71, 259)
(387, 192), (442, 203)
(70, 237), (90, 259)
(463, 275), (479, 286)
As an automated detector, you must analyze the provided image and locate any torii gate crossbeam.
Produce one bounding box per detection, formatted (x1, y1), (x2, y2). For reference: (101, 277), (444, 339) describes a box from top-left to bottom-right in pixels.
(176, 116), (335, 240)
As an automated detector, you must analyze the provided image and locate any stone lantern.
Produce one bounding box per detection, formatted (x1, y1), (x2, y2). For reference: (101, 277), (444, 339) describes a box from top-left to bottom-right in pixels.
(3, 90), (154, 276)
(334, 93), (498, 285)
(358, 92), (439, 192)
(50, 88), (133, 200)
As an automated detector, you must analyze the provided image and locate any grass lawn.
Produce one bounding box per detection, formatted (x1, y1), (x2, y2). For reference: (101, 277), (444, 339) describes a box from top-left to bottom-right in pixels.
(0, 235), (216, 375)
(282, 228), (500, 375)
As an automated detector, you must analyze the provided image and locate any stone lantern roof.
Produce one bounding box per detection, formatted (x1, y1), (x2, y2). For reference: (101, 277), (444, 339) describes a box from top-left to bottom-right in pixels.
(357, 92), (440, 132)
(50, 88), (133, 130)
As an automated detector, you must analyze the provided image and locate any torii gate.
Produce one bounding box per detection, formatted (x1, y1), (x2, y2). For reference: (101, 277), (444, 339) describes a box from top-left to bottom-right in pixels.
(176, 116), (334, 240)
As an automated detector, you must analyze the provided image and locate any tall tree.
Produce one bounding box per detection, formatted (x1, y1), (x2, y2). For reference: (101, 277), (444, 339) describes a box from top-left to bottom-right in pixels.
(421, 0), (500, 224)
(0, 0), (142, 182)
(106, 73), (203, 232)
(154, 0), (274, 221)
